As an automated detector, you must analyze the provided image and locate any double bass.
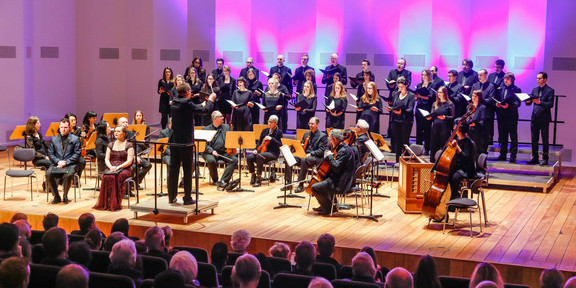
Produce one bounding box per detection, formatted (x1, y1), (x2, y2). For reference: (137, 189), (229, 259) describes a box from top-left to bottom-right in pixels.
(422, 105), (476, 221)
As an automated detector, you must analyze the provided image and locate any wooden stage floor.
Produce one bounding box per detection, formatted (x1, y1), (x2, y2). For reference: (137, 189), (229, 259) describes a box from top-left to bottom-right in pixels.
(1, 150), (575, 287)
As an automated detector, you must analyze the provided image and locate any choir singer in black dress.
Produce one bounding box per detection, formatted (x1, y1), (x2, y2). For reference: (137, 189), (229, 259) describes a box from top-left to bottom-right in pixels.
(427, 86), (454, 162)
(246, 69), (264, 125)
(231, 77), (253, 131)
(295, 81), (317, 130)
(388, 77), (415, 163)
(357, 82), (382, 134)
(325, 81), (347, 129)
(157, 67), (174, 129)
(415, 69), (436, 155)
(467, 90), (487, 155)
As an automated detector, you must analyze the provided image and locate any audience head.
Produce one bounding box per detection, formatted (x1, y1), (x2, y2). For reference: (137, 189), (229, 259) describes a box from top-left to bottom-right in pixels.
(43, 212), (59, 230)
(268, 242), (291, 259)
(145, 226), (166, 252)
(68, 241), (92, 267)
(352, 252), (376, 279)
(163, 226), (173, 248)
(10, 213), (27, 223)
(42, 227), (68, 259)
(103, 231), (126, 251)
(56, 264), (89, 288)
(0, 223), (20, 257)
(135, 240), (147, 254)
(317, 233), (336, 258)
(211, 242), (229, 270)
(0, 257), (30, 288)
(78, 213), (97, 232)
(170, 251), (199, 284)
(231, 229), (251, 253)
(232, 254), (261, 288)
(475, 281), (499, 288)
(308, 277), (333, 288)
(565, 276), (576, 288)
(110, 239), (137, 269)
(386, 267), (414, 288)
(414, 255), (441, 288)
(540, 268), (564, 288)
(294, 241), (316, 271)
(111, 218), (130, 237)
(469, 262), (504, 288)
(154, 270), (186, 288)
(19, 238), (31, 259)
(13, 220), (31, 239)
(84, 229), (103, 250)
(360, 246), (379, 271)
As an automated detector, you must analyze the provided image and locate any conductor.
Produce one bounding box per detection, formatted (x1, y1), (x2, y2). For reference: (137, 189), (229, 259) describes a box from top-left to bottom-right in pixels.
(168, 83), (216, 205)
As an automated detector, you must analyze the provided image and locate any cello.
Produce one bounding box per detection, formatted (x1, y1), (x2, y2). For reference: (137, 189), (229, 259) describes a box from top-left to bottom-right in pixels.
(422, 105), (476, 221)
(305, 145), (338, 196)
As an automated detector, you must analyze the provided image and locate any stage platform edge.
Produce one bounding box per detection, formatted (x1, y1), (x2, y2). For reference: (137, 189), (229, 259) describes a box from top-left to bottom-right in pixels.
(130, 198), (218, 224)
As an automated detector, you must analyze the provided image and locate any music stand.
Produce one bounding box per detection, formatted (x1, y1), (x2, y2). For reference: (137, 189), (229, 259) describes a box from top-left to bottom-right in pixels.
(279, 138), (307, 198)
(145, 138), (169, 197)
(357, 139), (384, 222)
(101, 113), (129, 128)
(296, 129), (309, 142)
(370, 132), (391, 152)
(44, 122), (60, 137)
(127, 124), (147, 141)
(274, 145), (302, 209)
(10, 126), (26, 141)
(253, 124), (268, 143)
(225, 131), (256, 192)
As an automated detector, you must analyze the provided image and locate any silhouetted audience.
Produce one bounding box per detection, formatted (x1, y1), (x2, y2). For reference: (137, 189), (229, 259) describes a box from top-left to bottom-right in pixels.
(413, 255), (442, 288)
(541, 268), (565, 288)
(469, 263), (504, 288)
(0, 223), (21, 258)
(43, 212), (59, 230)
(144, 226), (172, 263)
(475, 281), (499, 288)
(103, 231), (126, 251)
(163, 225), (173, 253)
(350, 252), (383, 287)
(565, 276), (576, 288)
(154, 270), (186, 288)
(293, 241), (315, 276)
(232, 254), (261, 288)
(268, 242), (291, 259)
(361, 246), (389, 280)
(211, 241), (229, 272)
(108, 239), (142, 284)
(0, 257), (29, 288)
(308, 277), (333, 288)
(56, 264), (89, 288)
(231, 229), (251, 253)
(316, 233), (342, 271)
(71, 213), (102, 237)
(41, 227), (72, 266)
(68, 241), (92, 267)
(13, 220), (31, 239)
(111, 218), (138, 241)
(170, 251), (201, 287)
(385, 267), (413, 288)
(84, 229), (103, 250)
(9, 213), (28, 224)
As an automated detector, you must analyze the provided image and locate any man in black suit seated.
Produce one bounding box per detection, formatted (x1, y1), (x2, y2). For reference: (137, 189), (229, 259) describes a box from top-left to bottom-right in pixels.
(448, 122), (477, 200)
(291, 241), (315, 276)
(41, 227), (72, 266)
(285, 117), (329, 193)
(239, 57), (259, 81)
(310, 129), (356, 215)
(526, 72), (555, 166)
(143, 226), (172, 263)
(47, 118), (81, 204)
(315, 233), (342, 272)
(203, 111), (238, 187)
(458, 58), (479, 95)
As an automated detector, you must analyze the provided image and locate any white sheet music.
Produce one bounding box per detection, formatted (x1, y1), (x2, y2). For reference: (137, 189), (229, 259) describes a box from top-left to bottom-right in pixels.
(194, 130), (217, 142)
(365, 139), (385, 162)
(226, 100), (238, 107)
(326, 101), (335, 110)
(280, 145), (297, 167)
(515, 93), (531, 101)
(349, 93), (358, 101)
(418, 108), (430, 117)
(261, 71), (270, 77)
(255, 102), (266, 110)
(462, 94), (471, 101)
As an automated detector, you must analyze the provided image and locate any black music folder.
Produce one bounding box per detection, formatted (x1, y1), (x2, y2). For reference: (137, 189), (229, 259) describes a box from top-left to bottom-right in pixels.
(288, 99), (310, 110)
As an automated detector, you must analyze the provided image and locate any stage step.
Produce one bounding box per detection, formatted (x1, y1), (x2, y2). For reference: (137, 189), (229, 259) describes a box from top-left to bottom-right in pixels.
(487, 172), (555, 193)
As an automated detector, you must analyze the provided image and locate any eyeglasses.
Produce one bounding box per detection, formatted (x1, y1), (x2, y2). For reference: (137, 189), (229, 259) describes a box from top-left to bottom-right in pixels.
(268, 121), (276, 124)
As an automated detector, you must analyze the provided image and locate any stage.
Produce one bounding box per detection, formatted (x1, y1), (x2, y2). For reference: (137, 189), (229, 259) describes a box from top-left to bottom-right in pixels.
(1, 148), (575, 287)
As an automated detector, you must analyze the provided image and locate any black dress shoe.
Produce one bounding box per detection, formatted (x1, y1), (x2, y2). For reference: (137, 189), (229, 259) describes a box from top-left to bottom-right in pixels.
(215, 181), (227, 187)
(169, 198), (178, 204)
(252, 176), (262, 187)
(62, 197), (69, 204)
(250, 174), (256, 185)
(179, 181), (184, 188)
(280, 185), (292, 191)
(508, 158), (516, 163)
(51, 198), (61, 204)
(495, 155), (507, 161)
(527, 158), (539, 165)
(128, 192), (136, 197)
(295, 185), (305, 193)
(312, 207), (323, 212)
(540, 160), (549, 166)
(183, 199), (196, 205)
(318, 210), (331, 216)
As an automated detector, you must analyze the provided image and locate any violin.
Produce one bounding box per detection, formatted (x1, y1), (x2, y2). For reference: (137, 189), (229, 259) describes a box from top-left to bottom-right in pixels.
(257, 128), (274, 153)
(227, 148), (237, 155)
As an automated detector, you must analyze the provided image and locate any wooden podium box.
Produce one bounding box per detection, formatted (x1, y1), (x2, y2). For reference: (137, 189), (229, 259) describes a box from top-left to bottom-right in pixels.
(397, 156), (433, 214)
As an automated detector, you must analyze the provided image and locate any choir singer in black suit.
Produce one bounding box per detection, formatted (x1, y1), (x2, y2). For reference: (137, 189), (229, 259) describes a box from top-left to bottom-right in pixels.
(47, 118), (82, 204)
(495, 73), (521, 163)
(168, 83), (216, 205)
(457, 58), (479, 95)
(525, 72), (555, 166)
(239, 57), (259, 81)
(310, 129), (356, 215)
(321, 53), (348, 87)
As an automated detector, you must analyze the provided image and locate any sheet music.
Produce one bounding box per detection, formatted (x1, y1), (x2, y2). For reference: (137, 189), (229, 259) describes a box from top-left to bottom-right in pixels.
(254, 102), (266, 110)
(348, 103), (358, 109)
(280, 145), (297, 167)
(462, 94), (471, 101)
(515, 93), (531, 101)
(365, 139), (385, 162)
(326, 101), (335, 110)
(261, 71), (270, 77)
(194, 130), (217, 142)
(226, 100), (238, 107)
(349, 93), (358, 101)
(418, 108), (430, 117)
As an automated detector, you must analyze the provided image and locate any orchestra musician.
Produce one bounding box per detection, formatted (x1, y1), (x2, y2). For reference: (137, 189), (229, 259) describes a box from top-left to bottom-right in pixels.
(354, 119), (371, 164)
(239, 57), (259, 81)
(81, 111), (98, 137)
(295, 81), (317, 130)
(132, 110), (151, 141)
(310, 129), (356, 215)
(357, 82), (382, 134)
(24, 116), (51, 169)
(211, 58), (225, 80)
(321, 53), (348, 89)
(246, 68), (264, 125)
(231, 77), (253, 131)
(46, 118), (82, 204)
(467, 90), (488, 155)
(526, 72), (555, 166)
(351, 59), (375, 90)
(415, 69), (436, 155)
(471, 69), (496, 146)
(158, 117), (173, 179)
(430, 66), (445, 91)
(388, 76), (415, 163)
(168, 83), (216, 205)
(285, 117), (329, 193)
(427, 86), (455, 163)
(293, 54), (315, 89)
(457, 58), (479, 95)
(246, 115), (283, 187)
(325, 81), (347, 129)
(218, 65), (237, 125)
(185, 57), (207, 82)
(447, 121), (477, 201)
(446, 70), (467, 118)
(94, 121), (111, 176)
(203, 111), (238, 187)
(158, 67), (174, 129)
(495, 72), (521, 163)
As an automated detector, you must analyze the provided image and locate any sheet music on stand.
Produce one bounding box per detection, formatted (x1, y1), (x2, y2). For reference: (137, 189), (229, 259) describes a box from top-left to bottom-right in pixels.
(195, 130), (217, 142)
(365, 139), (385, 162)
(280, 145), (297, 167)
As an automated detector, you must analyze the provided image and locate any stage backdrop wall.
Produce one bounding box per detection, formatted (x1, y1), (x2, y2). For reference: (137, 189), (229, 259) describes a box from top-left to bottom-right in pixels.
(0, 0), (574, 164)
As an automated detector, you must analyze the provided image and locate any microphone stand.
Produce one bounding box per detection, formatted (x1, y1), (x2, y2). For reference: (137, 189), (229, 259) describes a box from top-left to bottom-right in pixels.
(229, 136), (254, 193)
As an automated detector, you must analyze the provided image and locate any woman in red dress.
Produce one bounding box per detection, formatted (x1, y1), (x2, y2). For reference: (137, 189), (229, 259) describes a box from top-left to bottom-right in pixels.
(93, 125), (134, 211)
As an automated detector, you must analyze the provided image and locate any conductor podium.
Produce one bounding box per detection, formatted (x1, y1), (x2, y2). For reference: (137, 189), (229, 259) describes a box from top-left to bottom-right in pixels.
(397, 155), (433, 214)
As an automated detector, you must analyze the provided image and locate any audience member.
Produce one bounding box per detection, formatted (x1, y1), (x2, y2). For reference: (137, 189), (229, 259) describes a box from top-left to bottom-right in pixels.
(0, 257), (29, 288)
(361, 246), (388, 280)
(71, 213), (101, 236)
(316, 233), (342, 271)
(41, 227), (72, 266)
(56, 264), (89, 288)
(18, 237), (31, 259)
(211, 241), (229, 272)
(308, 277), (333, 288)
(232, 254), (261, 288)
(111, 218), (138, 240)
(9, 213), (28, 223)
(469, 263), (504, 288)
(144, 226), (172, 263)
(84, 229), (103, 250)
(163, 225), (173, 253)
(43, 212), (59, 230)
(154, 270), (186, 288)
(351, 252), (382, 287)
(170, 251), (201, 287)
(108, 239), (142, 284)
(231, 229), (251, 253)
(413, 255), (442, 288)
(268, 242), (291, 259)
(565, 276), (576, 288)
(541, 268), (565, 288)
(103, 231), (126, 251)
(475, 281), (499, 288)
(0, 223), (21, 258)
(13, 220), (31, 239)
(68, 241), (93, 267)
(293, 241), (315, 276)
(385, 267), (413, 288)
(135, 240), (147, 254)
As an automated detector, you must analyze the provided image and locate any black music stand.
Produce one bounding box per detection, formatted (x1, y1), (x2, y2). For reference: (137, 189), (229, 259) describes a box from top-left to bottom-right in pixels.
(225, 131), (255, 193)
(370, 132), (392, 198)
(275, 145), (303, 209)
(193, 130), (218, 194)
(357, 139), (384, 222)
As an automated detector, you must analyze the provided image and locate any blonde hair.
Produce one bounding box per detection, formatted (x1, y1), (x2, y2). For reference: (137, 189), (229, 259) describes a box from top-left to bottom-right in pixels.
(303, 81), (316, 99)
(330, 81), (347, 100)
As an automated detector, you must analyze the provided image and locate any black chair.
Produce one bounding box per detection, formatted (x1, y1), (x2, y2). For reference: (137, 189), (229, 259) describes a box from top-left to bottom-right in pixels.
(221, 265), (271, 288)
(89, 250), (111, 273)
(68, 234), (85, 244)
(439, 275), (470, 288)
(504, 284), (531, 288)
(30, 230), (45, 245)
(268, 257), (292, 274)
(3, 148), (38, 201)
(140, 279), (154, 288)
(29, 264), (61, 288)
(312, 262), (337, 281)
(31, 243), (46, 264)
(197, 262), (220, 288)
(443, 179), (486, 237)
(173, 246), (209, 263)
(272, 273), (315, 288)
(226, 252), (244, 266)
(140, 255), (168, 279)
(331, 279), (383, 288)
(339, 265), (353, 279)
(89, 271), (136, 288)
